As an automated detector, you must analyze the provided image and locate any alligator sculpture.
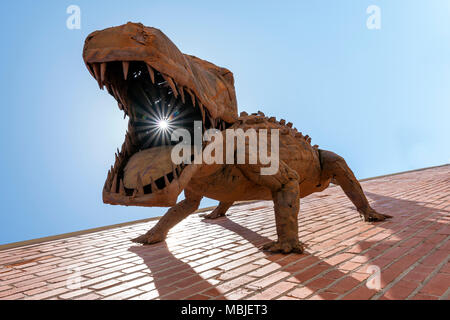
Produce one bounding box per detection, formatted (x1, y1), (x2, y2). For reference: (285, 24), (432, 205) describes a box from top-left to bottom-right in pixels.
(83, 22), (391, 253)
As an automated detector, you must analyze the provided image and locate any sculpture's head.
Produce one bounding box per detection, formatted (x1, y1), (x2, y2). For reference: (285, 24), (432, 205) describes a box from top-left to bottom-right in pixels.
(83, 22), (238, 207)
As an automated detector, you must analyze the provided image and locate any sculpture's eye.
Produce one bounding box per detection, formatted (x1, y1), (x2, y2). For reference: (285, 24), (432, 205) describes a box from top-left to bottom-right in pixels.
(221, 70), (234, 86)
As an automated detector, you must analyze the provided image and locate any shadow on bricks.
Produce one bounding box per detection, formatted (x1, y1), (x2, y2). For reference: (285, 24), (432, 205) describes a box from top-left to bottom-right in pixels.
(129, 243), (224, 300)
(203, 191), (449, 300)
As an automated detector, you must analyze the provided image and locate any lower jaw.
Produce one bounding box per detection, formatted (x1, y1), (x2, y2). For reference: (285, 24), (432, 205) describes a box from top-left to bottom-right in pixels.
(103, 163), (201, 207)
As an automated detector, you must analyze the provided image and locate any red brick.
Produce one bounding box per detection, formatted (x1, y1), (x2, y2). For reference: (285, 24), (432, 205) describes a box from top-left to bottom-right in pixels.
(74, 293), (101, 300)
(338, 261), (361, 271)
(0, 285), (12, 292)
(306, 277), (335, 289)
(246, 271), (290, 290)
(223, 288), (253, 300)
(341, 286), (377, 300)
(440, 262), (450, 274)
(419, 273), (450, 296)
(24, 287), (70, 300)
(411, 293), (439, 300)
(288, 287), (315, 299)
(326, 277), (360, 294)
(324, 253), (355, 266)
(247, 281), (297, 300)
(186, 294), (210, 300)
(0, 292), (26, 300)
(60, 289), (93, 300)
(382, 280), (417, 300)
(420, 250), (448, 267)
(308, 292), (340, 300)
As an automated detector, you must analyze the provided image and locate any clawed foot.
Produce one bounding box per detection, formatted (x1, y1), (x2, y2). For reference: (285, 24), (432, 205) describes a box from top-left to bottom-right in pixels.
(132, 229), (166, 245)
(360, 208), (393, 222)
(262, 240), (304, 254)
(202, 211), (226, 220)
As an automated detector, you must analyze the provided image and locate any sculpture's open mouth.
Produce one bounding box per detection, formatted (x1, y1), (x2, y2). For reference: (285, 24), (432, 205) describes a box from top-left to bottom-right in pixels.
(86, 60), (228, 207)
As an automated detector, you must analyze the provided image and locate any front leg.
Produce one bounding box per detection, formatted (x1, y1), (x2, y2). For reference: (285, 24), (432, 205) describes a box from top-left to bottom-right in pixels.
(202, 201), (234, 219)
(132, 190), (202, 244)
(239, 161), (304, 254)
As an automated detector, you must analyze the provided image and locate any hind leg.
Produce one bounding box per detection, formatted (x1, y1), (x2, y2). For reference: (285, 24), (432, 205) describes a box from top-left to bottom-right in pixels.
(203, 201), (234, 219)
(132, 190), (202, 244)
(320, 150), (392, 222)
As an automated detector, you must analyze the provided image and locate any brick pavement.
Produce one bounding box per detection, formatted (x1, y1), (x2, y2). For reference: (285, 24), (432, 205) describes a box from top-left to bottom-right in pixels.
(0, 165), (448, 300)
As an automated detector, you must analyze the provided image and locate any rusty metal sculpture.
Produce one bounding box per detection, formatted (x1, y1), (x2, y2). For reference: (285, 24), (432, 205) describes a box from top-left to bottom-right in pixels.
(83, 22), (391, 254)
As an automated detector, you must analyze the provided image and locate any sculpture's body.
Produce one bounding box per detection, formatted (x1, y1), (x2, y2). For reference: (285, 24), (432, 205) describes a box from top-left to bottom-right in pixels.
(83, 22), (391, 253)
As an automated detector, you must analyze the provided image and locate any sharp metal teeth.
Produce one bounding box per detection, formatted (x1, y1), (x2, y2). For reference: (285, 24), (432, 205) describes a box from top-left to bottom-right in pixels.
(111, 173), (118, 193)
(113, 87), (127, 110)
(146, 64), (155, 84)
(92, 63), (100, 79)
(136, 173), (144, 195)
(150, 177), (158, 192)
(122, 61), (130, 80)
(209, 115), (216, 128)
(187, 89), (196, 107)
(163, 75), (178, 98)
(92, 63), (103, 89)
(106, 170), (112, 191)
(179, 87), (185, 104)
(105, 83), (112, 95)
(86, 63), (95, 78)
(199, 103), (205, 124)
(111, 86), (118, 100)
(305, 136), (311, 144)
(100, 63), (107, 84)
(172, 164), (178, 179)
(119, 179), (125, 195)
(164, 174), (170, 186)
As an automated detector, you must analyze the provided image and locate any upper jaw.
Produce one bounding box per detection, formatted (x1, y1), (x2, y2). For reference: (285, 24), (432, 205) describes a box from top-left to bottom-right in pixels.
(83, 24), (238, 123)
(84, 58), (230, 129)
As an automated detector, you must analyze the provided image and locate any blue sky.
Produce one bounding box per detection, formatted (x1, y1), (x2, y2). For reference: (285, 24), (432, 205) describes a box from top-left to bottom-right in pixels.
(0, 0), (449, 244)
